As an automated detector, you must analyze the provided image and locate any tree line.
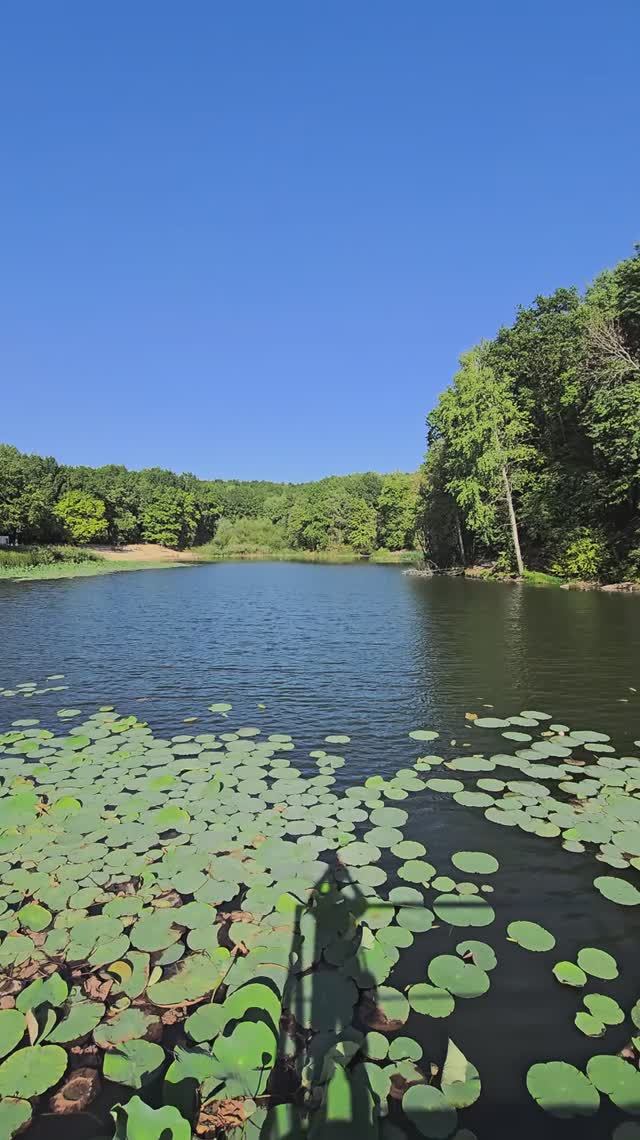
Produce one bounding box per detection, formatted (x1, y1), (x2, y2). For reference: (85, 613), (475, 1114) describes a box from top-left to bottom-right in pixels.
(0, 445), (420, 555)
(419, 245), (640, 580)
(2, 246), (638, 577)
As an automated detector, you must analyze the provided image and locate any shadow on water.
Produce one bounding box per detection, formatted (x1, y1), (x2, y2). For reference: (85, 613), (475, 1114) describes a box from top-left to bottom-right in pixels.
(257, 867), (629, 1140)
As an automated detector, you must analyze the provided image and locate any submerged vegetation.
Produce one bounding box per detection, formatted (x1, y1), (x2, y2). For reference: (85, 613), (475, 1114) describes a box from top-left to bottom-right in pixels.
(1, 678), (640, 1136)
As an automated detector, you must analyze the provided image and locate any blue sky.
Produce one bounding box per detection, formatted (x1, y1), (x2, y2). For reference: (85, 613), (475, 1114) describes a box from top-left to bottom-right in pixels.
(1, 1), (638, 482)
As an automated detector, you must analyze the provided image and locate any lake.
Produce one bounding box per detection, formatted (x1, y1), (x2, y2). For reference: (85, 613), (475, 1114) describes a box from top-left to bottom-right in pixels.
(2, 563), (640, 1137)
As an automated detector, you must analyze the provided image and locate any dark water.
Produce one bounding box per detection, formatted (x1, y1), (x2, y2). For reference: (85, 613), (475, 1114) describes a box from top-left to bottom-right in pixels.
(2, 563), (640, 1137)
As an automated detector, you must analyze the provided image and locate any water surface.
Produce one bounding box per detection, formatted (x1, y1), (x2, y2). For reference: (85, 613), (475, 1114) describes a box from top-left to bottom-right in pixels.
(2, 564), (640, 1137)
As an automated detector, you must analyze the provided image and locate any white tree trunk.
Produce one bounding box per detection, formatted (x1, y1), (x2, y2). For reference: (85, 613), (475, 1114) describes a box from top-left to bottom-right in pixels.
(502, 464), (524, 576)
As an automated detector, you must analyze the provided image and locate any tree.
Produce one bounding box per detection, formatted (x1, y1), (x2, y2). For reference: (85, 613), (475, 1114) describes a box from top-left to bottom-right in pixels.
(54, 490), (108, 544)
(429, 345), (532, 575)
(346, 497), (377, 554)
(376, 473), (419, 550)
(140, 489), (200, 548)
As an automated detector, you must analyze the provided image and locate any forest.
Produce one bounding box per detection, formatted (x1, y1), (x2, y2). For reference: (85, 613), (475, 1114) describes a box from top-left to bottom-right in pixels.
(1, 246), (638, 579)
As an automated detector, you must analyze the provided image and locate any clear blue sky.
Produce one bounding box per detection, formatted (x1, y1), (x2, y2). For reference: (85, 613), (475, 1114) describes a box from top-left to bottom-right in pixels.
(1, 2), (638, 482)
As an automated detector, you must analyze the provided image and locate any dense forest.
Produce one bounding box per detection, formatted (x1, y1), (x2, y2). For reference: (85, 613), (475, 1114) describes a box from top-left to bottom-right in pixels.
(0, 445), (419, 557)
(422, 245), (640, 580)
(1, 247), (638, 578)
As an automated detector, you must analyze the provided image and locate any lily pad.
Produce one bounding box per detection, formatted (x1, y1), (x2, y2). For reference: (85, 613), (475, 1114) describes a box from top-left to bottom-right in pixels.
(0, 1044), (67, 1098)
(451, 851), (498, 875)
(407, 983), (455, 1018)
(553, 961), (587, 987)
(402, 1082), (458, 1138)
(103, 1039), (165, 1088)
(576, 947), (618, 980)
(428, 955), (489, 999)
(526, 1061), (599, 1117)
(507, 921), (555, 952)
(594, 876), (640, 906)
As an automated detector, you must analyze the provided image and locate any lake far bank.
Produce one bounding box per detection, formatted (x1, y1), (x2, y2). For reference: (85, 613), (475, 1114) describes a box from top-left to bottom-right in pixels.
(0, 542), (420, 582)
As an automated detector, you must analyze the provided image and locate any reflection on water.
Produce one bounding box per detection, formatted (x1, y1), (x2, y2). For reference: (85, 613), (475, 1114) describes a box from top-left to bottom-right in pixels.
(2, 564), (640, 1138)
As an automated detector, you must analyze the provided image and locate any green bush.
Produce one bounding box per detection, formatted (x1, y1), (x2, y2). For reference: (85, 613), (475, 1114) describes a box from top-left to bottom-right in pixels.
(0, 545), (102, 569)
(550, 528), (608, 580)
(204, 517), (287, 556)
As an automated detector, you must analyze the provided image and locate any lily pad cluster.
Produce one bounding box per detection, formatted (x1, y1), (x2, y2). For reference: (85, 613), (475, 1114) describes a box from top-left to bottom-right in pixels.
(0, 702), (496, 1139)
(1, 693), (639, 1138)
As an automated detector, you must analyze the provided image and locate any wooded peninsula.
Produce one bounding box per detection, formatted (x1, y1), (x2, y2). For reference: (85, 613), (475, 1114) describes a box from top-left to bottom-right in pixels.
(1, 246), (639, 583)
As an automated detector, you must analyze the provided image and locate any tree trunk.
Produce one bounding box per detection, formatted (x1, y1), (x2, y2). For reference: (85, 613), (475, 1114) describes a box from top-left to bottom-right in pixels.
(501, 464), (524, 576)
(455, 512), (466, 566)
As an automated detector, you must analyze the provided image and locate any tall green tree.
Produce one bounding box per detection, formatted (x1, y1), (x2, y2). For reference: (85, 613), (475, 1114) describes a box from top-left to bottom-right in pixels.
(376, 472), (419, 550)
(54, 490), (108, 544)
(428, 345), (532, 575)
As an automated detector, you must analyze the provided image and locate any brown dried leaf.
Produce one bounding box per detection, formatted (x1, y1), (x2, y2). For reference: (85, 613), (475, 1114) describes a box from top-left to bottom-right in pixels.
(83, 974), (113, 1002)
(49, 1068), (100, 1114)
(196, 1099), (248, 1136)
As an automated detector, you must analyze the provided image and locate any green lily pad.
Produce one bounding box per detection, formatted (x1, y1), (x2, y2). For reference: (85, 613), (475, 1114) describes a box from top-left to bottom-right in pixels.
(507, 921), (555, 952)
(526, 1061), (600, 1117)
(402, 1082), (458, 1138)
(0, 1044), (67, 1098)
(103, 1038), (165, 1088)
(147, 950), (229, 1006)
(553, 961), (587, 987)
(0, 1098), (32, 1139)
(456, 940), (497, 971)
(94, 1008), (157, 1049)
(587, 1054), (640, 1112)
(574, 1011), (605, 1037)
(441, 1038), (481, 1108)
(432, 894), (495, 927)
(451, 851), (498, 875)
(0, 1010), (26, 1059)
(576, 947), (618, 979)
(428, 955), (489, 999)
(407, 983), (455, 1018)
(594, 876), (640, 906)
(112, 1095), (191, 1140)
(583, 993), (625, 1025)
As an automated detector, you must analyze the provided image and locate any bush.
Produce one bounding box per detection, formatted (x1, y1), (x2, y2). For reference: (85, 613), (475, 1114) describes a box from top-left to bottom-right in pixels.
(550, 528), (608, 580)
(205, 517), (287, 556)
(0, 545), (102, 568)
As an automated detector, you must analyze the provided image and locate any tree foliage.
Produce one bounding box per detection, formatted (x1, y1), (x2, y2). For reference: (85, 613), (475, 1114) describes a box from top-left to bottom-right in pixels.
(0, 448), (418, 555)
(419, 246), (640, 579)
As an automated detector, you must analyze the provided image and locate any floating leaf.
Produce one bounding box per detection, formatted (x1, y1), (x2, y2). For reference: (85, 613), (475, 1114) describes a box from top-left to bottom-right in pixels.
(507, 921), (555, 952)
(576, 947), (618, 980)
(0, 1098), (32, 1138)
(407, 983), (455, 1018)
(102, 1039), (165, 1088)
(526, 1061), (599, 1117)
(0, 1011), (26, 1059)
(583, 993), (625, 1026)
(553, 961), (587, 987)
(0, 1044), (67, 1098)
(451, 851), (498, 875)
(428, 955), (489, 999)
(587, 1054), (640, 1112)
(402, 1082), (458, 1138)
(593, 876), (640, 906)
(112, 1095), (191, 1139)
(432, 894), (494, 927)
(441, 1038), (481, 1108)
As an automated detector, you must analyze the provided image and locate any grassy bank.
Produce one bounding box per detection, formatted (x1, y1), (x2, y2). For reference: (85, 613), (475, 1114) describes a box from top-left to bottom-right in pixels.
(0, 542), (420, 581)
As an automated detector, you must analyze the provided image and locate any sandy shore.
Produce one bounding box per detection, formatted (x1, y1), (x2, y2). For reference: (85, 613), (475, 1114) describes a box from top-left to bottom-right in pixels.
(88, 543), (201, 562)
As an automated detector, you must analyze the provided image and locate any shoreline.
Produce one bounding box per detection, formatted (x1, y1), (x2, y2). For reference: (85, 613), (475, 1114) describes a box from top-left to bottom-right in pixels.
(405, 565), (640, 594)
(0, 543), (419, 582)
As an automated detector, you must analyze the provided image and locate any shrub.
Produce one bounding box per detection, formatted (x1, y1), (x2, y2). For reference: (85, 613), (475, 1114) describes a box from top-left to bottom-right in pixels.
(0, 545), (102, 569)
(550, 528), (608, 580)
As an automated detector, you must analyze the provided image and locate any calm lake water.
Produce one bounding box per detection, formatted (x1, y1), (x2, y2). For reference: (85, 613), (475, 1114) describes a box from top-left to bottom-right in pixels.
(2, 563), (640, 1137)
